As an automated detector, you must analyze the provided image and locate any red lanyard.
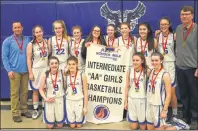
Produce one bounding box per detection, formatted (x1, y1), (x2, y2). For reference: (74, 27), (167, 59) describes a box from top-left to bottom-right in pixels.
(50, 71), (58, 89)
(162, 33), (169, 52)
(13, 35), (24, 52)
(56, 36), (63, 52)
(134, 68), (143, 89)
(70, 71), (78, 91)
(36, 39), (45, 57)
(74, 39), (81, 56)
(140, 38), (148, 54)
(107, 36), (115, 47)
(183, 22), (194, 41)
(151, 67), (163, 88)
(122, 36), (130, 47)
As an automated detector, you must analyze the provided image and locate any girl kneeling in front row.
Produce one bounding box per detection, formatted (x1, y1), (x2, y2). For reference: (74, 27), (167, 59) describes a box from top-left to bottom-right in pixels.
(146, 52), (190, 130)
(65, 56), (88, 128)
(39, 56), (66, 129)
(125, 52), (150, 130)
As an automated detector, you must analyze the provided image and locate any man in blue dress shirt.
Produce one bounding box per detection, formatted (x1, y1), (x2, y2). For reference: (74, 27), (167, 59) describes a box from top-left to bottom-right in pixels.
(2, 21), (32, 122)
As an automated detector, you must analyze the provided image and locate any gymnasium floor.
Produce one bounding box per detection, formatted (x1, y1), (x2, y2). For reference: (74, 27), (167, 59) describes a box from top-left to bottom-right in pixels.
(1, 101), (130, 130)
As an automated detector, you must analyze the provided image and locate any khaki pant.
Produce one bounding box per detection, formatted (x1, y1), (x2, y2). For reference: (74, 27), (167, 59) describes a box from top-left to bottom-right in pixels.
(9, 72), (29, 116)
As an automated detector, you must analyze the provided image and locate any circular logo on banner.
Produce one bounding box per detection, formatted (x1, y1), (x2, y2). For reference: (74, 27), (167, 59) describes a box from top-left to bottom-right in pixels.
(93, 105), (110, 120)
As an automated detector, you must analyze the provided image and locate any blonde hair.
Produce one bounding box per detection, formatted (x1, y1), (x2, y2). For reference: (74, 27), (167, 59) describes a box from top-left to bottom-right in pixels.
(53, 20), (70, 41)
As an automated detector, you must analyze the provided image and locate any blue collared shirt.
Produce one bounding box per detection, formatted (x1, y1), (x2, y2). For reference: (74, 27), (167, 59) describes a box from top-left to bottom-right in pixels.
(2, 34), (31, 73)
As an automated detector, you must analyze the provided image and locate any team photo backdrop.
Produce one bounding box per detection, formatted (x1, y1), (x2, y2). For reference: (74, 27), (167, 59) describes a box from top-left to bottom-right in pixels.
(1, 0), (197, 99)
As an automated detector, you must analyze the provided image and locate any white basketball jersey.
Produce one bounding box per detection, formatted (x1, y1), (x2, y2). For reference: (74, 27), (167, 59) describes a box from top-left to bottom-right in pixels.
(147, 69), (166, 106)
(46, 70), (65, 98)
(158, 33), (175, 61)
(51, 36), (69, 63)
(69, 39), (85, 70)
(118, 36), (135, 54)
(32, 39), (48, 69)
(136, 37), (154, 68)
(128, 68), (146, 98)
(66, 72), (84, 100)
(104, 35), (118, 47)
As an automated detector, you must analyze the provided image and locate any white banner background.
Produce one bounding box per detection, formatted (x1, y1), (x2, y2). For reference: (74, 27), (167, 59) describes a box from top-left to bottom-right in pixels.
(85, 44), (131, 124)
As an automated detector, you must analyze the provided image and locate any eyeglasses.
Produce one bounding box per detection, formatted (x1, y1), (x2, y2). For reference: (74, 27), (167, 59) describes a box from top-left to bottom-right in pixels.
(160, 24), (169, 26)
(93, 30), (100, 33)
(180, 13), (191, 16)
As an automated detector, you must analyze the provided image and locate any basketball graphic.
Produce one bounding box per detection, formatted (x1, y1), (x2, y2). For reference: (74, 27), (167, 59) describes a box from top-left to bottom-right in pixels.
(94, 105), (110, 120)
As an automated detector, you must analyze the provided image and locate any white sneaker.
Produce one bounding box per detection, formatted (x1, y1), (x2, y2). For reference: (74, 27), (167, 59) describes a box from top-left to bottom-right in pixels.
(172, 117), (190, 130)
(32, 110), (39, 120)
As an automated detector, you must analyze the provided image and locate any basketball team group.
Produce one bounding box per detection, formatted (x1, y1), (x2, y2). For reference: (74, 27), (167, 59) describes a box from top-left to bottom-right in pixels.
(2, 5), (197, 130)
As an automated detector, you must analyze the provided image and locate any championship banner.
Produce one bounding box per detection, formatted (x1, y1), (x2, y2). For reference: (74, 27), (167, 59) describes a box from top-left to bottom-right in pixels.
(85, 44), (131, 124)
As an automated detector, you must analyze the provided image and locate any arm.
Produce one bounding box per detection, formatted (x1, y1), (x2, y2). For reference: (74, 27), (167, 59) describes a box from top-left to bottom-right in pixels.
(47, 38), (52, 57)
(173, 33), (176, 41)
(195, 68), (198, 77)
(39, 73), (54, 103)
(63, 75), (67, 90)
(154, 38), (158, 50)
(133, 36), (137, 52)
(161, 72), (172, 118)
(81, 40), (87, 60)
(2, 38), (15, 78)
(2, 38), (12, 72)
(146, 68), (151, 77)
(82, 73), (88, 115)
(26, 42), (34, 80)
(124, 71), (130, 110)
(39, 73), (47, 100)
(155, 30), (161, 38)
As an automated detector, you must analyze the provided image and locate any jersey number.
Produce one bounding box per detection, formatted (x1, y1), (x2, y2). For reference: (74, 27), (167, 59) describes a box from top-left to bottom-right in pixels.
(56, 49), (65, 55)
(40, 52), (48, 58)
(54, 84), (59, 91)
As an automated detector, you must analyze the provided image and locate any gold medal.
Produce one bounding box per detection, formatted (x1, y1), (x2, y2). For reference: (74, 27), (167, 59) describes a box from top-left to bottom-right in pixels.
(182, 41), (186, 48)
(72, 92), (74, 95)
(42, 57), (45, 60)
(163, 52), (166, 56)
(135, 89), (139, 92)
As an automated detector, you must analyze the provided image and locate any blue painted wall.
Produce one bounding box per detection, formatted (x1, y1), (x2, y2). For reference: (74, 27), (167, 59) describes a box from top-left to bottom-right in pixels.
(1, 1), (197, 99)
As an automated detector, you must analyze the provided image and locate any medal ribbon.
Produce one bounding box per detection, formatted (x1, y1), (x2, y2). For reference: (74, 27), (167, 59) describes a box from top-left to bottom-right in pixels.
(122, 36), (130, 48)
(140, 38), (148, 54)
(134, 68), (143, 89)
(36, 39), (45, 57)
(70, 71), (78, 92)
(50, 72), (58, 89)
(182, 22), (194, 42)
(108, 36), (115, 47)
(14, 35), (24, 52)
(162, 33), (169, 53)
(151, 67), (163, 89)
(74, 39), (81, 56)
(56, 36), (63, 52)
